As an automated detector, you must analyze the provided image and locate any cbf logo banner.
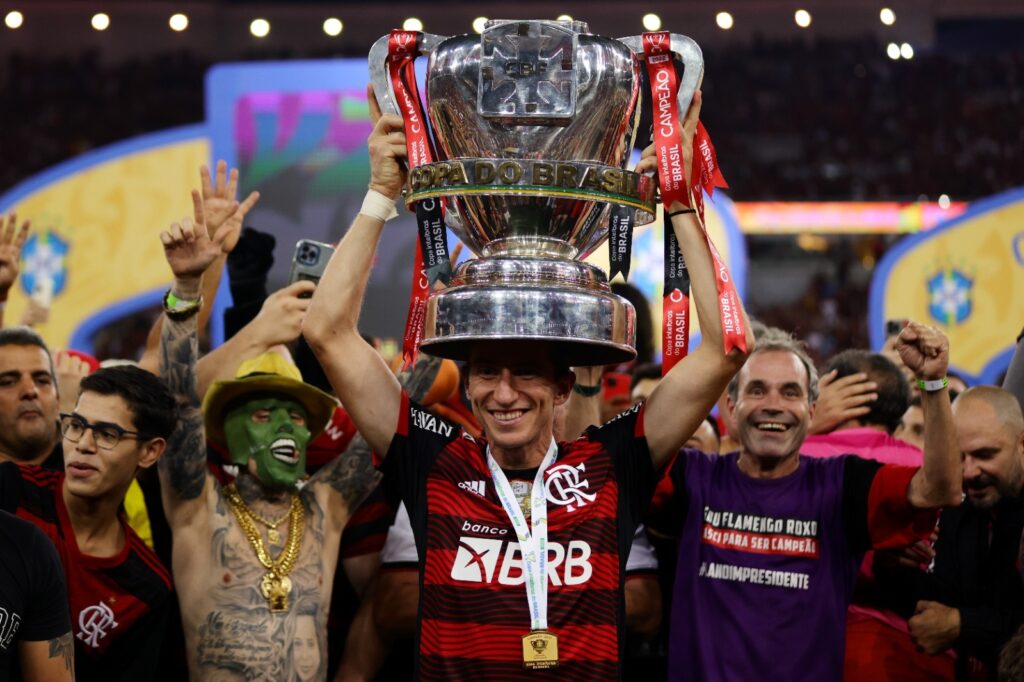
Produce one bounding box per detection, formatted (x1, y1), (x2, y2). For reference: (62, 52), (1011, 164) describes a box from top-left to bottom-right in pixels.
(869, 188), (1024, 384)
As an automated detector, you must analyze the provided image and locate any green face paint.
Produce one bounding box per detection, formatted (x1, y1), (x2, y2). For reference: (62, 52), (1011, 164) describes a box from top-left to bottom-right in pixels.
(223, 396), (312, 490)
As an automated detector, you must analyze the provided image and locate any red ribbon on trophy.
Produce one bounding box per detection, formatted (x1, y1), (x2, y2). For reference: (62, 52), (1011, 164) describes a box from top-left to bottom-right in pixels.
(387, 30), (452, 369)
(643, 31), (746, 375)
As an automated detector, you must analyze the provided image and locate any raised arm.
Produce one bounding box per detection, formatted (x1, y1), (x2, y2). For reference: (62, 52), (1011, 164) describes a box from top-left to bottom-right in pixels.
(138, 161), (259, 373)
(195, 279), (315, 398)
(157, 194), (233, 523)
(302, 87), (404, 457)
(639, 91), (754, 468)
(898, 322), (961, 508)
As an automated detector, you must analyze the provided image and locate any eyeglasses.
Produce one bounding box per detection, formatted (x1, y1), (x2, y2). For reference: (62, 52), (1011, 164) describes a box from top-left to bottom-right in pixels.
(59, 413), (150, 451)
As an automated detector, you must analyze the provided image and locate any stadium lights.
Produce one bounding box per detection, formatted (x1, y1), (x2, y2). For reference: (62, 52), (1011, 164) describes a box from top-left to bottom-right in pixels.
(91, 12), (110, 31)
(557, 15), (573, 23)
(716, 12), (734, 30)
(938, 194), (951, 209)
(886, 42), (901, 60)
(323, 17), (343, 37)
(642, 13), (662, 31)
(4, 10), (23, 29)
(402, 17), (423, 31)
(880, 8), (896, 26)
(794, 9), (812, 28)
(472, 17), (488, 34)
(169, 13), (188, 32)
(250, 18), (270, 38)
(900, 42), (914, 59)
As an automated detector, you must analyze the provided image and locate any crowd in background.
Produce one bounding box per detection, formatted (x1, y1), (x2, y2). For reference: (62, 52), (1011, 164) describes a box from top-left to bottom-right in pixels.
(1, 38), (1022, 201)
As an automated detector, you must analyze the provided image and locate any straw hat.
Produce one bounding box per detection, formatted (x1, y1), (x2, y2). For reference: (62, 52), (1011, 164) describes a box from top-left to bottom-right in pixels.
(202, 352), (337, 448)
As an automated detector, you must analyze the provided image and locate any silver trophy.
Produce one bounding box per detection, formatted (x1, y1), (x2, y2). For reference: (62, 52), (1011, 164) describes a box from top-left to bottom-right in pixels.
(370, 19), (703, 364)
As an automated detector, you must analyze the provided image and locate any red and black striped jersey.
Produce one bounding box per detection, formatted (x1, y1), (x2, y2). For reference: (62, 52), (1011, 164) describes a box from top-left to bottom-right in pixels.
(0, 464), (172, 682)
(382, 393), (655, 681)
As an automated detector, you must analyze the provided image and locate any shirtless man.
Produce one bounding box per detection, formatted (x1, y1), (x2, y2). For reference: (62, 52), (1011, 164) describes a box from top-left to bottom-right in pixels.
(156, 199), (380, 680)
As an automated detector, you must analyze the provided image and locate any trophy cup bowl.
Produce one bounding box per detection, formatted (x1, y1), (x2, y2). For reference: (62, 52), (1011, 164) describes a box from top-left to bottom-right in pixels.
(370, 20), (703, 365)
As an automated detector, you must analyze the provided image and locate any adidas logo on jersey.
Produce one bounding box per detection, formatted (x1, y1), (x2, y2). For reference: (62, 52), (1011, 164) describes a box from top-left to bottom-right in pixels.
(458, 480), (487, 497)
(450, 537), (593, 586)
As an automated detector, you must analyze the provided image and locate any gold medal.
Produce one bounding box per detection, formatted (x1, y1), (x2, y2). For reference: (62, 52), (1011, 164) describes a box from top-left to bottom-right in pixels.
(522, 630), (559, 670)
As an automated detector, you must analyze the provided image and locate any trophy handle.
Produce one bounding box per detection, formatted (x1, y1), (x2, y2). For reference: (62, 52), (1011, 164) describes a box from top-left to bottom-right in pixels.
(368, 33), (448, 116)
(617, 34), (705, 123)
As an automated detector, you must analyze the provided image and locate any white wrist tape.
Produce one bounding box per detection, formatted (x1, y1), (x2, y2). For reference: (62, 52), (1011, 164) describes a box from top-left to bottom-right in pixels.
(360, 189), (399, 222)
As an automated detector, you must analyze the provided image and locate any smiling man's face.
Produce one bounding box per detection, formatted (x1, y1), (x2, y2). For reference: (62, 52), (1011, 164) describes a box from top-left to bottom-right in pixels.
(466, 342), (571, 464)
(224, 396), (311, 490)
(729, 350), (814, 463)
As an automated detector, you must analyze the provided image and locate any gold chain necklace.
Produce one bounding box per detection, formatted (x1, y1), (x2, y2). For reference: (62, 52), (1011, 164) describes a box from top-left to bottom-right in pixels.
(223, 483), (304, 612)
(241, 504), (291, 546)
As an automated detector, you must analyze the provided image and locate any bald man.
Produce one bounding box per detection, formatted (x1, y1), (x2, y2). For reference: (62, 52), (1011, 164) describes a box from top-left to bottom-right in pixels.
(878, 386), (1024, 680)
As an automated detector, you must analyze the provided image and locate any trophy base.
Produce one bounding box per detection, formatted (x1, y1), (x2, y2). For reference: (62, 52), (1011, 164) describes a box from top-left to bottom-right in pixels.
(420, 258), (636, 366)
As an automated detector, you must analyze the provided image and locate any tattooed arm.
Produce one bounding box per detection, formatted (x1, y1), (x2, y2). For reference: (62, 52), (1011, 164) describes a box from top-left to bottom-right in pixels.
(157, 197), (233, 524)
(309, 433), (381, 529)
(19, 631), (75, 681)
(308, 354), (444, 526)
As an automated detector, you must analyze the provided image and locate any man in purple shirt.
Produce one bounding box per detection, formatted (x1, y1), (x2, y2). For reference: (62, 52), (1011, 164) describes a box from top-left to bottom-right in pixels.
(653, 325), (961, 681)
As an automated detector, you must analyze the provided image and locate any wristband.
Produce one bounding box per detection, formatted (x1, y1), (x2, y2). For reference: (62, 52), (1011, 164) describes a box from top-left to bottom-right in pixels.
(360, 189), (399, 223)
(668, 208), (697, 218)
(163, 288), (202, 321)
(572, 383), (602, 397)
(916, 377), (949, 392)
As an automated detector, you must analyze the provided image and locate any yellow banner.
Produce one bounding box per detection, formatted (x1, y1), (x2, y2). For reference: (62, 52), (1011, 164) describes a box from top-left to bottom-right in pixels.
(0, 128), (209, 353)
(870, 189), (1024, 383)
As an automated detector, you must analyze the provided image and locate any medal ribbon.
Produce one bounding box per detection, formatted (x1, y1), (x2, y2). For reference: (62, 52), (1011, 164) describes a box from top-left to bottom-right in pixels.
(387, 30), (452, 369)
(487, 440), (558, 632)
(661, 218), (690, 376)
(608, 204), (634, 282)
(642, 32), (746, 374)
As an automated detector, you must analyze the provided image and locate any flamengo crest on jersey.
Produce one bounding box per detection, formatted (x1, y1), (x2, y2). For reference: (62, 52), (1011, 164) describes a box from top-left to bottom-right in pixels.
(77, 601), (119, 648)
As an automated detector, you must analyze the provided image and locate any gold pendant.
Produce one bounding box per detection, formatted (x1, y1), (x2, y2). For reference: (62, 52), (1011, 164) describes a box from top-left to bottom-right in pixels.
(259, 573), (293, 612)
(522, 630), (559, 670)
(267, 527), (281, 545)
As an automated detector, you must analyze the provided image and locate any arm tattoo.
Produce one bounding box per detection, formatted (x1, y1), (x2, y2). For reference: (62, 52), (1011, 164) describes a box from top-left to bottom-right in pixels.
(397, 354), (444, 403)
(48, 631), (74, 679)
(310, 434), (381, 509)
(158, 315), (208, 500)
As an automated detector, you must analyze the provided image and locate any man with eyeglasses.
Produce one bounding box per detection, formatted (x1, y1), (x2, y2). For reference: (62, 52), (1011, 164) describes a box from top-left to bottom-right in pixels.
(0, 364), (177, 681)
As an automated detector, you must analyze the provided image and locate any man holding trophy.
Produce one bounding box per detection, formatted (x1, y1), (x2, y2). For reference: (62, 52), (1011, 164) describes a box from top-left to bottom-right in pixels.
(304, 20), (752, 679)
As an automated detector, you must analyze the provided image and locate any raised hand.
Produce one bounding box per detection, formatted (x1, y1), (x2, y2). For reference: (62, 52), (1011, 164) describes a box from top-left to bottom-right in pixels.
(248, 280), (316, 348)
(198, 160), (260, 254)
(635, 89), (703, 211)
(0, 213), (30, 295)
(367, 84), (408, 200)
(807, 370), (878, 434)
(54, 350), (92, 413)
(160, 194), (232, 283)
(895, 321), (950, 382)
